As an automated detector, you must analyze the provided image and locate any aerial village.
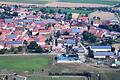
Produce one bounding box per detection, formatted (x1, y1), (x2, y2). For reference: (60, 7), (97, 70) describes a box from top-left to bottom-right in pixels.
(0, 3), (120, 69)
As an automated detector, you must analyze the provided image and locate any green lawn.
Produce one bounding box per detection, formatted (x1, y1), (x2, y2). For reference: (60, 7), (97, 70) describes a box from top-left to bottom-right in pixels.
(0, 56), (50, 72)
(1, 0), (119, 5)
(27, 76), (85, 80)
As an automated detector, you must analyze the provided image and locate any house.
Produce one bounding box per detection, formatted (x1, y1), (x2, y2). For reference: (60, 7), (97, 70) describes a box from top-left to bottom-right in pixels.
(0, 8), (5, 12)
(90, 46), (111, 52)
(39, 29), (50, 34)
(5, 40), (23, 47)
(73, 47), (85, 53)
(65, 39), (76, 46)
(89, 26), (98, 35)
(93, 19), (102, 27)
(95, 29), (107, 38)
(78, 16), (89, 23)
(34, 35), (46, 45)
(5, 18), (14, 23)
(6, 34), (17, 39)
(71, 28), (80, 34)
(94, 52), (114, 58)
(72, 13), (79, 20)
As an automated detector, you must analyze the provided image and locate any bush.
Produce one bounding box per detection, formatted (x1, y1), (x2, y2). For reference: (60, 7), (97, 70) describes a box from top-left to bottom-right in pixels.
(0, 49), (7, 54)
(17, 46), (23, 52)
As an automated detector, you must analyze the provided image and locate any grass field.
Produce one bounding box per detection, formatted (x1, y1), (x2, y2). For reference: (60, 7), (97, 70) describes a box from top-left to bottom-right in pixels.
(58, 0), (119, 5)
(27, 76), (85, 80)
(0, 56), (50, 72)
(1, 0), (119, 5)
(100, 71), (120, 80)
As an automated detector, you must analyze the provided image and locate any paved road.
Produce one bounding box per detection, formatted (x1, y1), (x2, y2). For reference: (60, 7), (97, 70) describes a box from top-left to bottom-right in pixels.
(78, 41), (88, 62)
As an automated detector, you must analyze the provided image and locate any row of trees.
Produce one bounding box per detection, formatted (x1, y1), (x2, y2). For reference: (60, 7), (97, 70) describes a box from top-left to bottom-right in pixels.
(0, 11), (18, 19)
(0, 41), (51, 54)
(99, 25), (120, 32)
(0, 46), (23, 54)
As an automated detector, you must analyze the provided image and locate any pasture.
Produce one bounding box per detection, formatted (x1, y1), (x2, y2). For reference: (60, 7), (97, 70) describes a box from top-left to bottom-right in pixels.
(0, 0), (119, 5)
(0, 56), (50, 72)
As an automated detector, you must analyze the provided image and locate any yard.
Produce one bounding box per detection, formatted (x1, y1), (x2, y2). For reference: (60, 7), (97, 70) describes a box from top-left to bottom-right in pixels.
(0, 56), (51, 72)
(0, 0), (119, 5)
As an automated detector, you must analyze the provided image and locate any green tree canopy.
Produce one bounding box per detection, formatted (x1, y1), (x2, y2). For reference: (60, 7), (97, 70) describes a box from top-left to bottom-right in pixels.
(28, 41), (38, 49)
(82, 31), (97, 43)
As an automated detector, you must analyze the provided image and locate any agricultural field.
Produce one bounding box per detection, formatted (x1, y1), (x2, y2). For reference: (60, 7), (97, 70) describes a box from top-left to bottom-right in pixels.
(0, 0), (55, 4)
(100, 71), (120, 80)
(0, 56), (51, 72)
(58, 0), (119, 5)
(0, 0), (119, 5)
(27, 76), (85, 80)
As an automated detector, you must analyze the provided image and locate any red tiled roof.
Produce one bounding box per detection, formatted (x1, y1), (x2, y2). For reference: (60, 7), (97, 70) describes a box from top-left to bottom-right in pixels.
(89, 27), (98, 34)
(17, 36), (24, 41)
(0, 19), (4, 22)
(39, 22), (45, 27)
(14, 30), (23, 35)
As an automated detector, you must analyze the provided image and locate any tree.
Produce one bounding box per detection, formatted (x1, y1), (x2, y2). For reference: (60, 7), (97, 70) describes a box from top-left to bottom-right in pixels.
(82, 31), (90, 41)
(28, 41), (38, 49)
(89, 35), (97, 43)
(55, 39), (58, 46)
(62, 31), (69, 35)
(45, 38), (50, 45)
(45, 23), (51, 30)
(10, 46), (15, 52)
(58, 9), (62, 14)
(111, 47), (115, 52)
(67, 13), (72, 20)
(35, 46), (43, 53)
(87, 47), (94, 58)
(49, 9), (55, 14)
(17, 46), (23, 52)
(0, 32), (2, 35)
(12, 12), (18, 17)
(23, 40), (28, 46)
(82, 31), (97, 43)
(40, 8), (48, 13)
(56, 30), (61, 38)
(0, 49), (7, 54)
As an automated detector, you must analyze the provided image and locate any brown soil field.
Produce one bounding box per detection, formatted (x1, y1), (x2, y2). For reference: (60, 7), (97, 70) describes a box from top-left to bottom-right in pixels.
(0, 1), (111, 8)
(45, 2), (111, 8)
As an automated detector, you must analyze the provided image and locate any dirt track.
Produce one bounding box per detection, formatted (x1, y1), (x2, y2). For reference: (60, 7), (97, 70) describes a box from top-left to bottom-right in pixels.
(0, 1), (111, 8)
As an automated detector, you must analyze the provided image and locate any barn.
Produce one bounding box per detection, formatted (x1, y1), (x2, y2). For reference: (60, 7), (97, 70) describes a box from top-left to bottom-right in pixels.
(89, 46), (111, 52)
(94, 52), (114, 58)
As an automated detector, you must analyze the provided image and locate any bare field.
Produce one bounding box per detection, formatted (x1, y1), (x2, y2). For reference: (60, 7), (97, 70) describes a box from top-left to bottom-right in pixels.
(45, 2), (111, 8)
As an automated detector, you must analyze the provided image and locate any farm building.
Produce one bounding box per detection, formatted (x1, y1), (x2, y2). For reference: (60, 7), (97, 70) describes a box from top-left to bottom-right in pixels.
(90, 46), (111, 52)
(94, 52), (114, 58)
(57, 53), (81, 63)
(64, 39), (76, 46)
